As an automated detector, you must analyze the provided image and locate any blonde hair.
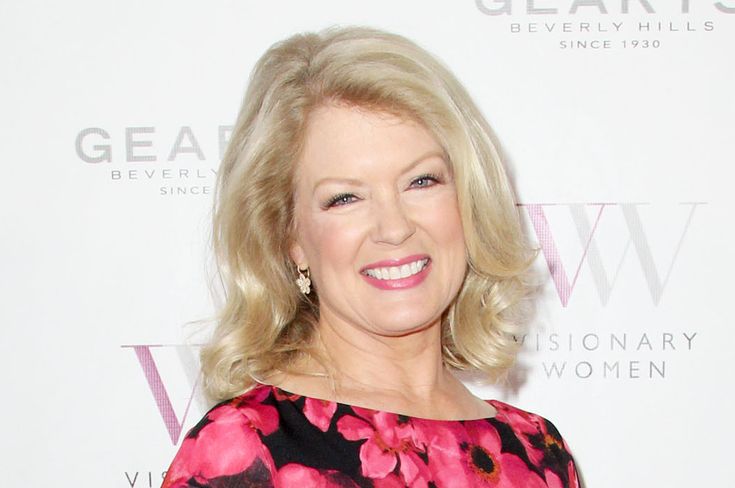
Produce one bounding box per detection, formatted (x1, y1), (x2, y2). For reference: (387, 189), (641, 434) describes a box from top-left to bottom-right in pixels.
(202, 25), (536, 402)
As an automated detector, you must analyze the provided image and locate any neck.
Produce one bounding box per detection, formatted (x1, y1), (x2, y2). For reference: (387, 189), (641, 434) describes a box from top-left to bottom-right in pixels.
(307, 309), (458, 404)
(273, 308), (492, 419)
(269, 309), (495, 420)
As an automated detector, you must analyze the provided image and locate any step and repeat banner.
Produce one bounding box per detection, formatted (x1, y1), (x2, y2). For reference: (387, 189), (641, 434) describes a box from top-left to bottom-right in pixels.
(2, 1), (733, 487)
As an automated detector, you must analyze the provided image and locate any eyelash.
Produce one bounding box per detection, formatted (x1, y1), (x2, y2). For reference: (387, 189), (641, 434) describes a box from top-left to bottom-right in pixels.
(323, 172), (443, 209)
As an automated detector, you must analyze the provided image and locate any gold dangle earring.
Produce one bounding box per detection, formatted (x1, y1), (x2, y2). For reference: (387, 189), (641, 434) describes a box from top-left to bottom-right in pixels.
(296, 266), (311, 295)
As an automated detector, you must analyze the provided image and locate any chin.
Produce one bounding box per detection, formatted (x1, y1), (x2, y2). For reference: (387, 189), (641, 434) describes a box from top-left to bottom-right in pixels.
(372, 315), (441, 337)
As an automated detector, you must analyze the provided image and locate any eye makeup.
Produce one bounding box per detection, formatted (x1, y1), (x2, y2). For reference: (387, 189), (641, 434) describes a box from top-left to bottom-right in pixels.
(320, 172), (445, 210)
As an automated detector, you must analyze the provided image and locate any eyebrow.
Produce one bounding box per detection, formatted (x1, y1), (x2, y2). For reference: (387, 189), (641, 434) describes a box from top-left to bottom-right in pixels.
(312, 150), (447, 192)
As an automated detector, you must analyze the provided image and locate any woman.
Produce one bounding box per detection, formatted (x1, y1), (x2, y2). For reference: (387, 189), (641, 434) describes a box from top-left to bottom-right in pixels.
(162, 26), (580, 488)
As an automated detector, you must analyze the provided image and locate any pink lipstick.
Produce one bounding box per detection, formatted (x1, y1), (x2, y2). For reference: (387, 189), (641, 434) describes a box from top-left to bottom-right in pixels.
(360, 254), (431, 290)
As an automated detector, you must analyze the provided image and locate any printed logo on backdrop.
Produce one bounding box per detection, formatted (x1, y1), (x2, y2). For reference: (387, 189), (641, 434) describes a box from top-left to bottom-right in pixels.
(74, 125), (232, 197)
(475, 0), (734, 50)
(121, 344), (207, 486)
(517, 201), (703, 381)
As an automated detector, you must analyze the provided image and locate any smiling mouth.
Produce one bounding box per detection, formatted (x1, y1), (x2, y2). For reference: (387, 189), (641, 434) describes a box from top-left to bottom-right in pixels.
(361, 258), (430, 280)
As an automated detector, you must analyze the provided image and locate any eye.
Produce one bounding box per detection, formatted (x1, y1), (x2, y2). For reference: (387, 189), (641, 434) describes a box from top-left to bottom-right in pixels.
(409, 172), (442, 188)
(324, 192), (358, 209)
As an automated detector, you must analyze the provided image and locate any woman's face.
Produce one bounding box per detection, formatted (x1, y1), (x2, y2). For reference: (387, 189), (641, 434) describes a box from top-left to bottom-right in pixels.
(289, 104), (467, 337)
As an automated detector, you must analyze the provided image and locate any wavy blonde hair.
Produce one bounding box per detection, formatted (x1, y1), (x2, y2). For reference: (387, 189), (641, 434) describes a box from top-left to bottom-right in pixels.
(202, 25), (536, 402)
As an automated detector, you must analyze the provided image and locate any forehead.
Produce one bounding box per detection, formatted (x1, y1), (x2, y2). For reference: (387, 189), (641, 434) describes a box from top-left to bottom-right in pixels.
(295, 104), (445, 186)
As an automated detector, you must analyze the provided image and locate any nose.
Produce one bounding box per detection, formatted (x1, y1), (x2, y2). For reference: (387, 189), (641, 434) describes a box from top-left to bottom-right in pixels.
(371, 194), (416, 245)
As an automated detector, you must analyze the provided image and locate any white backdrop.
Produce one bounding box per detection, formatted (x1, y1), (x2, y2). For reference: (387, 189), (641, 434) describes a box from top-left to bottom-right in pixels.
(2, 1), (733, 487)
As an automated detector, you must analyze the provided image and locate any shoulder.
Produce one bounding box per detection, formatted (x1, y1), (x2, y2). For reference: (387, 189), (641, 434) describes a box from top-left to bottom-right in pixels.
(489, 399), (564, 437)
(161, 385), (281, 488)
(187, 384), (281, 441)
(488, 399), (581, 488)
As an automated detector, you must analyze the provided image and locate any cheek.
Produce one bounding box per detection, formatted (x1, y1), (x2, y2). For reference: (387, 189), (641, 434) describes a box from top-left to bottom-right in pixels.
(415, 191), (465, 249)
(301, 212), (368, 277)
(418, 193), (468, 285)
(438, 203), (464, 239)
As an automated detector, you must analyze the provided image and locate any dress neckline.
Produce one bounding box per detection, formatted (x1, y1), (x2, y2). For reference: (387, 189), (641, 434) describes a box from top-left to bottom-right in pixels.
(257, 382), (501, 422)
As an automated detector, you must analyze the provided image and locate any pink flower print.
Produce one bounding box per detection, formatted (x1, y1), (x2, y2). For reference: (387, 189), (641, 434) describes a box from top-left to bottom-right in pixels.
(337, 408), (431, 487)
(545, 461), (580, 488)
(304, 397), (338, 432)
(273, 386), (301, 402)
(161, 403), (278, 487)
(271, 386), (337, 432)
(565, 460), (580, 488)
(492, 402), (570, 469)
(420, 421), (546, 488)
(230, 390), (281, 436)
(275, 463), (361, 487)
(372, 473), (409, 487)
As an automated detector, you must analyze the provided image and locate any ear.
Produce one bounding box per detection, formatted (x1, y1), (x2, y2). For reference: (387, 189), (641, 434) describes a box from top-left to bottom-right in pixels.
(289, 239), (307, 269)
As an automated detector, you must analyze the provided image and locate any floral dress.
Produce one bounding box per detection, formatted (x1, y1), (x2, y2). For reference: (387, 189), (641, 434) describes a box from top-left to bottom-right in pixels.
(162, 383), (580, 487)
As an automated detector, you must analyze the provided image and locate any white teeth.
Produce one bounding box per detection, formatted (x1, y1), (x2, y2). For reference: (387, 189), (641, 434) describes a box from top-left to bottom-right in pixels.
(364, 258), (429, 280)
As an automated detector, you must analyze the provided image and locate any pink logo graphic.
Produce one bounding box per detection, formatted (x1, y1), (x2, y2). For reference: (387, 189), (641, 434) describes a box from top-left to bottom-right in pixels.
(122, 344), (202, 445)
(522, 202), (703, 307)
